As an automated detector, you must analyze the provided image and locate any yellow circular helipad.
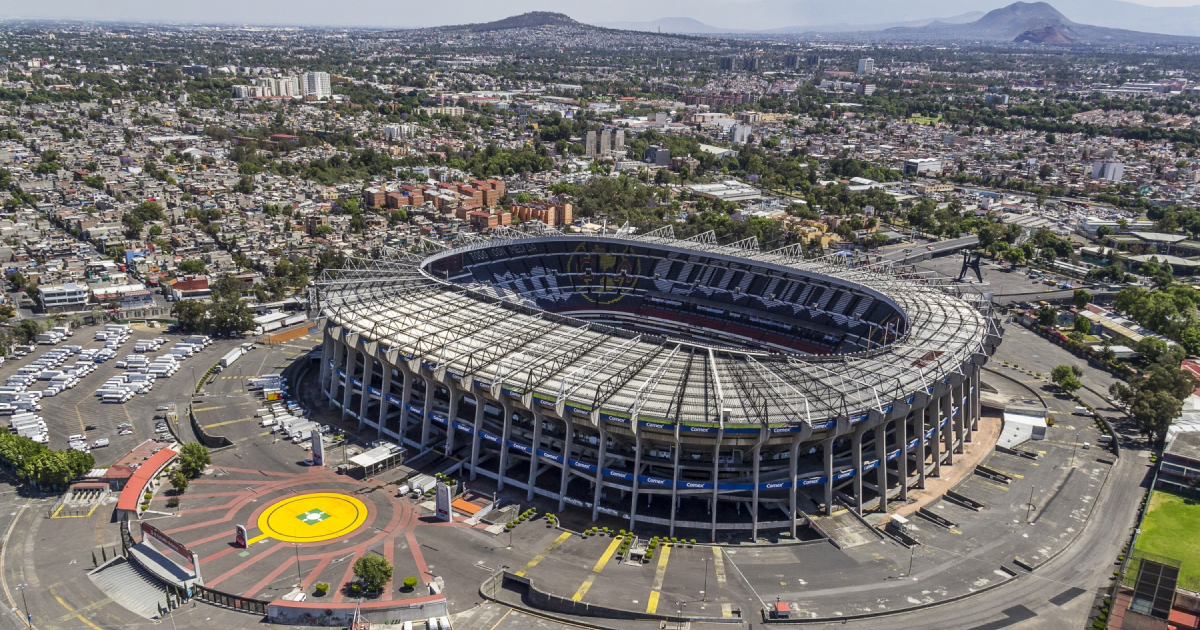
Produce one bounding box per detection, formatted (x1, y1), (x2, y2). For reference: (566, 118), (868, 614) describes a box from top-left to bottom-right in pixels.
(257, 492), (369, 543)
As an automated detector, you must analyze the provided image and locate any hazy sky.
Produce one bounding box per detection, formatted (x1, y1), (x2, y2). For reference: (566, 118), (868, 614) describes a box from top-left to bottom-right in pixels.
(1, 0), (1198, 28)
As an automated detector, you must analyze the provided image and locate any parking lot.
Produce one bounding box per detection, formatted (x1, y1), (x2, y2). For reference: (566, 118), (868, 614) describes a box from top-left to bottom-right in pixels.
(0, 322), (250, 464)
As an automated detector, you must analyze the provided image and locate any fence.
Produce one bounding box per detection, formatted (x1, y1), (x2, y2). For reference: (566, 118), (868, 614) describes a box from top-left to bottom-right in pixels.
(192, 585), (269, 615)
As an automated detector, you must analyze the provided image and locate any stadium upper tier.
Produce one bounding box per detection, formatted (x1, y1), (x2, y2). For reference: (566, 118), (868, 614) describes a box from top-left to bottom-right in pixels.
(314, 228), (999, 431)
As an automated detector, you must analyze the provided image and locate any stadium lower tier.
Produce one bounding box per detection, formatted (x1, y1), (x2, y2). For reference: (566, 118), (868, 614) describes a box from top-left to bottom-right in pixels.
(319, 328), (986, 540)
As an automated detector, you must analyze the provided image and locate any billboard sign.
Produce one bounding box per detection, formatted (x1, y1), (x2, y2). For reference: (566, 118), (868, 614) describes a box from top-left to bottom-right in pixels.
(141, 521), (193, 560)
(435, 482), (452, 522)
(311, 427), (325, 467)
(235, 524), (248, 548)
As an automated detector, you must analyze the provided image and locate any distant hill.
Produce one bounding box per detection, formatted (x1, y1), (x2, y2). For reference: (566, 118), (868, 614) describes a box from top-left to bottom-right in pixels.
(446, 11), (583, 33)
(594, 17), (726, 34)
(878, 1), (1198, 44)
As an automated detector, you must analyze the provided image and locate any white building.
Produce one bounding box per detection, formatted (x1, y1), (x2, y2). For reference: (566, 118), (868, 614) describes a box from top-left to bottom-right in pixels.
(303, 71), (332, 100)
(1091, 161), (1125, 182)
(904, 157), (943, 176)
(857, 58), (875, 75)
(38, 282), (90, 310)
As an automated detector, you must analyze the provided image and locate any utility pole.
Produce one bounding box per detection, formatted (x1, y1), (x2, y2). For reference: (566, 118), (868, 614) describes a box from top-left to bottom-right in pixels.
(703, 557), (710, 602)
(1026, 485), (1036, 523)
(906, 546), (915, 577)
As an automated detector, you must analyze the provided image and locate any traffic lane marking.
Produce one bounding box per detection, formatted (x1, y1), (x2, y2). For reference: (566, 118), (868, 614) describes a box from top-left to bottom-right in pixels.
(514, 531), (572, 577)
(646, 545), (671, 613)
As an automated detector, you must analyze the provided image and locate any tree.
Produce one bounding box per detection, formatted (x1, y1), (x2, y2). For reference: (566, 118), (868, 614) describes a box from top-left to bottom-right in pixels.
(1036, 306), (1058, 327)
(352, 554), (393, 592)
(178, 443), (211, 478)
(1131, 390), (1182, 444)
(14, 319), (41, 344)
(1073, 314), (1092, 335)
(170, 470), (189, 494)
(1073, 289), (1092, 310)
(1002, 247), (1025, 267)
(171, 300), (208, 332)
(177, 259), (206, 275)
(1051, 364), (1083, 389)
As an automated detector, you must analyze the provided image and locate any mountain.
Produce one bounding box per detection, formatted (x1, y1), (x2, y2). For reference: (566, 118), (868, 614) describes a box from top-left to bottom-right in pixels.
(701, 0), (1200, 38)
(766, 11), (985, 34)
(446, 11), (582, 32)
(594, 17), (727, 34)
(877, 1), (1197, 44)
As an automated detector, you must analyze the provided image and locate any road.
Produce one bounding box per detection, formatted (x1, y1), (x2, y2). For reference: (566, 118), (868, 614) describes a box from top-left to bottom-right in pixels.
(880, 235), (980, 263)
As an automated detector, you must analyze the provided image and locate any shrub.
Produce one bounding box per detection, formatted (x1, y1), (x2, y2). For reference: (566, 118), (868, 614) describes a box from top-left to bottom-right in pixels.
(314, 583), (329, 596)
(166, 498), (180, 508)
(402, 576), (418, 590)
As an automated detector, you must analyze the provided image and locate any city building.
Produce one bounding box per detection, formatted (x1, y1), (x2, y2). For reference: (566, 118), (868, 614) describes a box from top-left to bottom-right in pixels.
(1091, 161), (1125, 182)
(904, 157), (944, 176)
(303, 71), (332, 100)
(857, 58), (875, 75)
(645, 145), (670, 166)
(1159, 431), (1200, 495)
(37, 282), (90, 310)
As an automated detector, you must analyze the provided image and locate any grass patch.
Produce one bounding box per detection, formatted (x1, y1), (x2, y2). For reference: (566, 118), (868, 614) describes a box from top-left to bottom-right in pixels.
(906, 115), (942, 125)
(1134, 491), (1200, 586)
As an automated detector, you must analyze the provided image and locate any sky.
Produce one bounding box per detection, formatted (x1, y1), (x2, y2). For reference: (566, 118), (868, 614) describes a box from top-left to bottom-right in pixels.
(1, 0), (1199, 29)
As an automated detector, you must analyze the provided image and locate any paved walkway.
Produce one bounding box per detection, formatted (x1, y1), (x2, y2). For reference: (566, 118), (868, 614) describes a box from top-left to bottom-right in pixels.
(885, 414), (1002, 522)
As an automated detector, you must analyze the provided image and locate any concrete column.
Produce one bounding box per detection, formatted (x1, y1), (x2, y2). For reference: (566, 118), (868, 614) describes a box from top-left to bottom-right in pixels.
(823, 437), (835, 516)
(443, 387), (460, 453)
(328, 339), (345, 410)
(591, 425), (609, 522)
(953, 381), (965, 455)
(356, 354), (374, 430)
(941, 392), (954, 466)
(376, 361), (392, 439)
(789, 436), (801, 539)
(922, 402), (936, 484)
(497, 398), (513, 491)
(710, 431), (723, 543)
(469, 388), (485, 481)
(340, 344), (357, 421)
(397, 363), (414, 445)
(419, 375), (434, 448)
(875, 421), (888, 513)
(669, 431), (681, 538)
(964, 369), (974, 436)
(926, 398), (936, 477)
(750, 442), (762, 539)
(319, 333), (333, 399)
(627, 429), (643, 532)
(851, 427), (864, 515)
(558, 414), (574, 513)
(527, 410), (543, 502)
(897, 413), (909, 501)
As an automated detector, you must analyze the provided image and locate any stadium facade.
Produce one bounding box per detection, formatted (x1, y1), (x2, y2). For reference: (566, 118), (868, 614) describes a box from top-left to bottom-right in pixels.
(312, 226), (1002, 539)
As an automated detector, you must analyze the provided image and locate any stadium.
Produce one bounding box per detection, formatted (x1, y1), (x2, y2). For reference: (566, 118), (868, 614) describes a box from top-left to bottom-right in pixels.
(311, 225), (1002, 539)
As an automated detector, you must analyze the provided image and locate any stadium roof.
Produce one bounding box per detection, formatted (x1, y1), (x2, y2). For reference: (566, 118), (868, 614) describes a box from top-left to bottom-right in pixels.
(314, 224), (998, 429)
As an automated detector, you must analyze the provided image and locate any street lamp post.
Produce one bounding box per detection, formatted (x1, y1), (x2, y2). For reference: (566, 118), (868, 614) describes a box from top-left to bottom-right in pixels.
(15, 583), (30, 630)
(293, 543), (303, 587)
(190, 365), (198, 395)
(703, 557), (710, 602)
(1026, 485), (1036, 523)
(906, 545), (915, 577)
